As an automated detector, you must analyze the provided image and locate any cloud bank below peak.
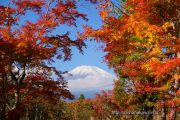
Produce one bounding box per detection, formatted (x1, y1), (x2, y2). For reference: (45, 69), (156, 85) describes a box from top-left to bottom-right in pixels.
(64, 65), (116, 92)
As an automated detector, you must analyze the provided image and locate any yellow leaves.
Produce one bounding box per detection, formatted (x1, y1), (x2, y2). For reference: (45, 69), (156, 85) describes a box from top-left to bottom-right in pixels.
(109, 32), (122, 43)
(142, 57), (158, 69)
(167, 32), (177, 39)
(162, 22), (177, 41)
(173, 98), (180, 104)
(173, 74), (180, 80)
(141, 63), (152, 73)
(98, 1), (112, 20)
(162, 22), (173, 32)
(99, 10), (109, 19)
(158, 83), (170, 91)
(17, 42), (27, 48)
(148, 46), (162, 57)
(150, 57), (161, 63)
(123, 14), (163, 57)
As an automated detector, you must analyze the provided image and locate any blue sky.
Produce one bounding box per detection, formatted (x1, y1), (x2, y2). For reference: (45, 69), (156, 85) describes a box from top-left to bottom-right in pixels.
(0, 0), (115, 74)
(53, 1), (115, 74)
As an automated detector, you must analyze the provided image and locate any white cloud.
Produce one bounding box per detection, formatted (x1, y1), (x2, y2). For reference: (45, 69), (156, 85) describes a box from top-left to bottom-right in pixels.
(65, 65), (116, 92)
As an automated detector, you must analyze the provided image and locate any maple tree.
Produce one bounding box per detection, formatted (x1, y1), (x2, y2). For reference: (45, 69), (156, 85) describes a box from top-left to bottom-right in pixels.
(0, 0), (94, 119)
(80, 0), (180, 119)
(21, 97), (72, 120)
(68, 90), (119, 120)
(68, 97), (94, 120)
(91, 90), (119, 120)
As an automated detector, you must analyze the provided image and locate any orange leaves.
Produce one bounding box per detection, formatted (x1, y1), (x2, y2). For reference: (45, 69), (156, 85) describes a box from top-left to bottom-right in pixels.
(80, 0), (180, 114)
(0, 0), (87, 64)
(121, 61), (145, 77)
(0, 6), (17, 25)
(176, 90), (180, 96)
(23, 74), (74, 102)
(151, 58), (180, 78)
(142, 84), (169, 93)
(127, 0), (150, 12)
(13, 0), (44, 13)
(96, 0), (118, 24)
(89, 90), (119, 118)
(82, 0), (179, 79)
(0, 1), (89, 119)
(17, 41), (27, 48)
(99, 10), (109, 19)
(50, 1), (87, 26)
(98, 1), (112, 19)
(166, 98), (180, 107)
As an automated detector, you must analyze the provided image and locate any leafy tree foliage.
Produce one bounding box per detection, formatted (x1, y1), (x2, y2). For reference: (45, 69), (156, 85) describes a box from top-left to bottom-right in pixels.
(91, 90), (119, 120)
(0, 0), (90, 119)
(68, 98), (94, 120)
(81, 0), (180, 119)
(68, 90), (118, 120)
(78, 93), (85, 100)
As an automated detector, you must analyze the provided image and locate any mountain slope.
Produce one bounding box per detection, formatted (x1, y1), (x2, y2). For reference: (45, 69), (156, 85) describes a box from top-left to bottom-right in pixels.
(64, 65), (116, 95)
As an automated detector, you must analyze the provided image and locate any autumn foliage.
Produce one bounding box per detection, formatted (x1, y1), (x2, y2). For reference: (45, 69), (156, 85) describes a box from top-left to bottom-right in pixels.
(81, 0), (180, 119)
(0, 0), (180, 119)
(0, 0), (89, 119)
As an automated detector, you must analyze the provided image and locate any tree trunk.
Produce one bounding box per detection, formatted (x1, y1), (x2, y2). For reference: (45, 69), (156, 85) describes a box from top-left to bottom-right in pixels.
(168, 107), (176, 120)
(145, 107), (154, 120)
(7, 65), (26, 120)
(1, 72), (8, 120)
(162, 105), (166, 120)
(35, 102), (38, 120)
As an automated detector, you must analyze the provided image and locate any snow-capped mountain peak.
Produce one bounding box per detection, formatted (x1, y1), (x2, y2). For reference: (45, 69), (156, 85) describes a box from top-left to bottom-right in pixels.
(64, 65), (116, 93)
(67, 65), (112, 79)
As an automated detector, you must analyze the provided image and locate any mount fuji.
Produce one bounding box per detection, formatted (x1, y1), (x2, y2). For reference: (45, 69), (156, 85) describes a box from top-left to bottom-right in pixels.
(63, 65), (116, 98)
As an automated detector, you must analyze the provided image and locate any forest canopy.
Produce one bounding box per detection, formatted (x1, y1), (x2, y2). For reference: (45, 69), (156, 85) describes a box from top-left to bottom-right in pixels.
(0, 0), (179, 120)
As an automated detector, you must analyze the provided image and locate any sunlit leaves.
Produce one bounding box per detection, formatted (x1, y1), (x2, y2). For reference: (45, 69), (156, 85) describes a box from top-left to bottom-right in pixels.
(0, 0), (87, 119)
(81, 0), (180, 119)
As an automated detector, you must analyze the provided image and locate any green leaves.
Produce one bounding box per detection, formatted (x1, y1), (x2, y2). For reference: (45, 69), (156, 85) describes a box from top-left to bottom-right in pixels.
(131, 35), (141, 42)
(126, 52), (142, 61)
(112, 56), (125, 63)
